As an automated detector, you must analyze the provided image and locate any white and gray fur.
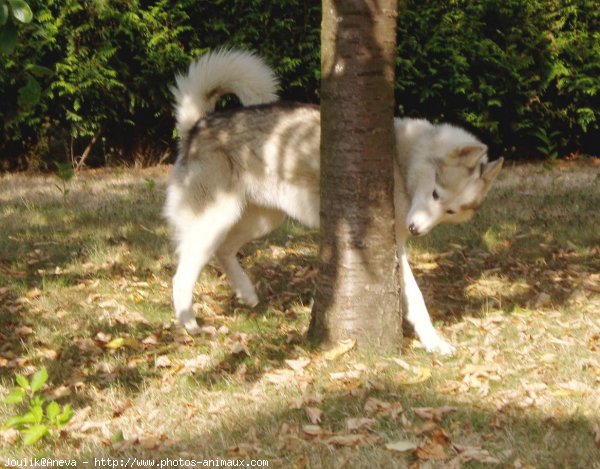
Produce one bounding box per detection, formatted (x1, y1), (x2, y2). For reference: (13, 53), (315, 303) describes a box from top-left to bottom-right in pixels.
(164, 49), (503, 355)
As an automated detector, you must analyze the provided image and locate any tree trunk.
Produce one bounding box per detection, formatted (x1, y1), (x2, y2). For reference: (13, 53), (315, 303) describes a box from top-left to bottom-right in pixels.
(308, 0), (401, 349)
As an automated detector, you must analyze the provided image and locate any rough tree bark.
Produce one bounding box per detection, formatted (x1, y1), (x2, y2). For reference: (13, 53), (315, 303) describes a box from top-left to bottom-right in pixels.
(308, 0), (401, 349)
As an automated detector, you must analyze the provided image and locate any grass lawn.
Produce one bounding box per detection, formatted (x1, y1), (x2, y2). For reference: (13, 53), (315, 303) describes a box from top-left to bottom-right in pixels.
(1, 160), (599, 468)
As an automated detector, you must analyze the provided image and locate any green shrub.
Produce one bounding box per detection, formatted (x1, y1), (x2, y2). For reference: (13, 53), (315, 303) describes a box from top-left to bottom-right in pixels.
(0, 0), (597, 169)
(2, 367), (74, 446)
(396, 0), (600, 159)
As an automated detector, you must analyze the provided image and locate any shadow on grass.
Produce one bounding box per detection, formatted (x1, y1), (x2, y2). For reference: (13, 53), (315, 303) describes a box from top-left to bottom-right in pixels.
(408, 174), (600, 324)
(1, 166), (598, 467)
(0, 174), (169, 392)
(73, 384), (600, 468)
(2, 167), (598, 386)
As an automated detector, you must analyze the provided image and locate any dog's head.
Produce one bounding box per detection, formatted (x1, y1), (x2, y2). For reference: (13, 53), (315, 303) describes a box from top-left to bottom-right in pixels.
(404, 123), (503, 236)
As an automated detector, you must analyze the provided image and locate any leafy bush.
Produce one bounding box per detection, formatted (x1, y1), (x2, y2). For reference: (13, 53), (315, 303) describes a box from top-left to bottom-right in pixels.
(0, 0), (320, 170)
(0, 0), (34, 55)
(0, 0), (597, 169)
(2, 367), (74, 446)
(395, 0), (600, 159)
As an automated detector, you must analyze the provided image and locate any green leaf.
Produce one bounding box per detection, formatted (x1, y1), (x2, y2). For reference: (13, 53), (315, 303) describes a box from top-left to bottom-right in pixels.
(145, 178), (156, 191)
(54, 161), (74, 182)
(111, 429), (124, 443)
(25, 63), (53, 77)
(30, 394), (45, 407)
(4, 412), (37, 429)
(45, 401), (60, 421)
(56, 404), (73, 427)
(22, 424), (50, 445)
(18, 74), (42, 109)
(536, 145), (551, 155)
(15, 373), (29, 389)
(1, 2), (10, 26)
(30, 367), (48, 393)
(105, 337), (140, 349)
(2, 388), (26, 404)
(30, 404), (44, 423)
(0, 23), (19, 55)
(8, 0), (33, 24)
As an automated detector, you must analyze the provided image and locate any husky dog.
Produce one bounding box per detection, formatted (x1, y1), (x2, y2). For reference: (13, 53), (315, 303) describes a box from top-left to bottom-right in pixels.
(164, 49), (503, 355)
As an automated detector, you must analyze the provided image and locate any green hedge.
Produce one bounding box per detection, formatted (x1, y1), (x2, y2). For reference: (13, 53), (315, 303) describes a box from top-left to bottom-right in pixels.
(396, 0), (600, 159)
(0, 0), (598, 170)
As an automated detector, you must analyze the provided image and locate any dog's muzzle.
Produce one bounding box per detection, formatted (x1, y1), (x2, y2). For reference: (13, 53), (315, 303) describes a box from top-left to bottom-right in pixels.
(408, 223), (420, 236)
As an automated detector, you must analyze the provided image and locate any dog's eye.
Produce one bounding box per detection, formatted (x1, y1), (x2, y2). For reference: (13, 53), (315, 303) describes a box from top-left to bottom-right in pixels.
(432, 190), (439, 201)
(446, 209), (456, 215)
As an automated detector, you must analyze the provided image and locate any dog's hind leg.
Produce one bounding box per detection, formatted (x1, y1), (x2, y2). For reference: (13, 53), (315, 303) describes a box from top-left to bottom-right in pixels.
(216, 205), (286, 306)
(172, 195), (243, 334)
(277, 186), (320, 229)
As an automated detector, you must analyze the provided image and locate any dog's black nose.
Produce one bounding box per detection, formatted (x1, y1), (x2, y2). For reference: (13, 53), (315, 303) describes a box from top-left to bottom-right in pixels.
(408, 223), (419, 236)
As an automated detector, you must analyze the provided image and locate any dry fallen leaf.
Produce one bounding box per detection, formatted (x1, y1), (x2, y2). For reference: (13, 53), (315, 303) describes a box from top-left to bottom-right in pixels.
(414, 406), (457, 423)
(396, 366), (432, 385)
(142, 334), (160, 346)
(227, 442), (262, 457)
(139, 435), (163, 450)
(16, 326), (34, 338)
(36, 347), (58, 360)
(65, 406), (93, 432)
(302, 424), (323, 436)
(26, 288), (42, 299)
(264, 369), (296, 386)
(155, 355), (172, 368)
(105, 337), (140, 350)
(385, 440), (417, 452)
(323, 339), (356, 361)
(364, 397), (390, 414)
(95, 331), (112, 343)
(0, 428), (19, 445)
(200, 325), (218, 336)
(413, 421), (439, 435)
(325, 434), (378, 447)
(364, 397), (403, 418)
(534, 291), (551, 307)
(416, 439), (450, 460)
(452, 444), (501, 465)
(346, 417), (376, 432)
(285, 357), (311, 371)
(592, 423), (600, 448)
(230, 341), (248, 355)
(290, 392), (322, 409)
(330, 370), (362, 381)
(180, 354), (211, 373)
(74, 338), (103, 355)
(431, 427), (451, 446)
(112, 400), (134, 418)
(305, 407), (322, 424)
(552, 380), (590, 395)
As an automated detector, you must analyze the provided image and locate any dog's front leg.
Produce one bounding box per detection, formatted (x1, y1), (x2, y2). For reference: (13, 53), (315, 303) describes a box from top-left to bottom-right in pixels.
(397, 237), (455, 355)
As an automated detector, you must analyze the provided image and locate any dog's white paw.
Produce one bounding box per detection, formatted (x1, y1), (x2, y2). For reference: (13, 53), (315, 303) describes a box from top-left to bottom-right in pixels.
(423, 336), (456, 356)
(237, 290), (259, 308)
(413, 324), (456, 356)
(181, 318), (201, 336)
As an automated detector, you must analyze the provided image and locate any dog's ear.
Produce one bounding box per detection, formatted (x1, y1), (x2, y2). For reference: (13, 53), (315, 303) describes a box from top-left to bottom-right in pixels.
(447, 143), (488, 168)
(481, 157), (503, 183)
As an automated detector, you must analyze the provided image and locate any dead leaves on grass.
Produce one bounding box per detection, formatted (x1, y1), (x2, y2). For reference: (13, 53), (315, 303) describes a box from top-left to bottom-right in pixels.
(288, 387), (499, 466)
(272, 347), (503, 466)
(413, 406), (457, 423)
(385, 412), (500, 466)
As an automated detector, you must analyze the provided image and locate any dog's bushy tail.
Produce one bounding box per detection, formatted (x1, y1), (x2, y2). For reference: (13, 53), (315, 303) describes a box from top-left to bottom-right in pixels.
(172, 49), (279, 141)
